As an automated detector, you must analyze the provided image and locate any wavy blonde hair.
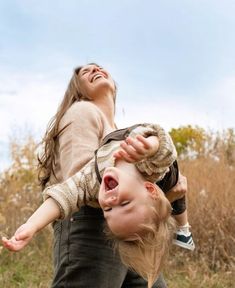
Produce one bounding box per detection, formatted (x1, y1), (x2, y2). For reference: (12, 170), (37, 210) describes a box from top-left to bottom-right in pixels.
(105, 188), (175, 288)
(38, 64), (116, 189)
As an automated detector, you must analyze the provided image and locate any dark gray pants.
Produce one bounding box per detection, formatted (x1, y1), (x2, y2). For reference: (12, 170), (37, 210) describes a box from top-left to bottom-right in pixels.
(52, 206), (167, 288)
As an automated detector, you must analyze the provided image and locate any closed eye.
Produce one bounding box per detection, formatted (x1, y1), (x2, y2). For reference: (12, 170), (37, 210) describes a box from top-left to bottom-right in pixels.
(103, 207), (112, 212)
(103, 201), (130, 212)
(81, 69), (89, 75)
(120, 201), (130, 206)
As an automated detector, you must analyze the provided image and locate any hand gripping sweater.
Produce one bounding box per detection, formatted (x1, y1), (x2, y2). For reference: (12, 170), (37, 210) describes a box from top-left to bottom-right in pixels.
(43, 123), (177, 219)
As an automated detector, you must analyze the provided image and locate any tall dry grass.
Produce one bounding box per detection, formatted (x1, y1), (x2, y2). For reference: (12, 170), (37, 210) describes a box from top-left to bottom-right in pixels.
(0, 133), (234, 287)
(165, 155), (235, 287)
(167, 127), (235, 280)
(0, 137), (53, 287)
(180, 156), (235, 271)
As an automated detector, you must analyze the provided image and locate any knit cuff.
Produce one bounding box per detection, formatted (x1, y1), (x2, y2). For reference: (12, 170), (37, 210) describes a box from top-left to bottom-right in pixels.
(42, 181), (79, 219)
(132, 124), (177, 182)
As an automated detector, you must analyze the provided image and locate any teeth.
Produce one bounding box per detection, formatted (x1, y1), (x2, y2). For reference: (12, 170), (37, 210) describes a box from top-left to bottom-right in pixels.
(92, 74), (104, 82)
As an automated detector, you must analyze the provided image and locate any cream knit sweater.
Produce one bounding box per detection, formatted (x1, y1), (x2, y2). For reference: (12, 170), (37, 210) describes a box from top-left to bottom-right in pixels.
(49, 101), (114, 184)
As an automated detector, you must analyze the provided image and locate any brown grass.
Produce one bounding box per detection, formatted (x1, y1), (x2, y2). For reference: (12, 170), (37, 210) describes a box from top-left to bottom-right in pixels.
(179, 156), (235, 271)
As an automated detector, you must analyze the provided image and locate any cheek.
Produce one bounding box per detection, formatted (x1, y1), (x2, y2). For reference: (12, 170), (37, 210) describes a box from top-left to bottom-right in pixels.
(78, 78), (91, 96)
(97, 191), (105, 208)
(106, 219), (118, 235)
(97, 194), (102, 205)
(110, 81), (116, 95)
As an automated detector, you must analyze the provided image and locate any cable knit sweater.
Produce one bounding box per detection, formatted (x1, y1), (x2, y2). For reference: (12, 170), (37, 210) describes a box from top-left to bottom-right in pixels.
(43, 123), (177, 219)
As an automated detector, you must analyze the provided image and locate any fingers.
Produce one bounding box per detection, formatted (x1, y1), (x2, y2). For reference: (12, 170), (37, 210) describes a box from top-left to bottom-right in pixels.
(2, 226), (32, 252)
(2, 236), (9, 246)
(114, 136), (149, 162)
(167, 173), (188, 202)
(2, 236), (22, 252)
(135, 135), (151, 148)
(1, 222), (35, 252)
(113, 134), (156, 163)
(121, 140), (145, 159)
(176, 174), (187, 193)
(113, 149), (135, 163)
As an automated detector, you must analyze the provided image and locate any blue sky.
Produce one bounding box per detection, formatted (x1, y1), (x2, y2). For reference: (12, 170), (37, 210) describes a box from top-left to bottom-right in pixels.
(0, 0), (235, 170)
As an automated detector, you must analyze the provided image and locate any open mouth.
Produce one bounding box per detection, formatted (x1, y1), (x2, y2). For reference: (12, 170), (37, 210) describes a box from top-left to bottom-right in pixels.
(91, 73), (106, 82)
(104, 175), (119, 192)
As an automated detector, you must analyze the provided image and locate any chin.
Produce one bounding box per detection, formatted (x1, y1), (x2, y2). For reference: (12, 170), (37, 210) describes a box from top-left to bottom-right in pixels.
(95, 81), (114, 92)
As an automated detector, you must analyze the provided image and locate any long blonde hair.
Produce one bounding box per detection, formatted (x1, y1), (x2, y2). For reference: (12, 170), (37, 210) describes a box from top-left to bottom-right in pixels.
(106, 189), (175, 288)
(38, 64), (117, 189)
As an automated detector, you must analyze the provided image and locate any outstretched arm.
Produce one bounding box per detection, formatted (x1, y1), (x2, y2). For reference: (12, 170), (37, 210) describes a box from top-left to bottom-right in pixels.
(2, 198), (60, 252)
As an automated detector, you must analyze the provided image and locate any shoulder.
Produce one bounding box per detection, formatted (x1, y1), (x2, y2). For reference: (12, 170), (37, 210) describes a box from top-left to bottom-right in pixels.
(67, 101), (102, 118)
(61, 101), (103, 126)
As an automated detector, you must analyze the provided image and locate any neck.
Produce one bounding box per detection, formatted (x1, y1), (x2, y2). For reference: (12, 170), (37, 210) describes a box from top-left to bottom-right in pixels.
(93, 93), (116, 129)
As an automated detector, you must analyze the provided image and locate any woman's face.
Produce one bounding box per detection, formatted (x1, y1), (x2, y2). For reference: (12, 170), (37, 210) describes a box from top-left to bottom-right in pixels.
(77, 64), (116, 101)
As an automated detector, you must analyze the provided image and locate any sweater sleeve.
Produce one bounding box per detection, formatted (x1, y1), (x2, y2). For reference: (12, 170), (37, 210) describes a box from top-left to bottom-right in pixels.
(43, 157), (100, 219)
(58, 101), (104, 180)
(43, 129), (120, 219)
(130, 123), (177, 182)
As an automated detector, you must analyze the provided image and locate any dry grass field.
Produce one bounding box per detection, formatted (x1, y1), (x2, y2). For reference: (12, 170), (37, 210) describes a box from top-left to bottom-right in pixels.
(0, 135), (234, 287)
(165, 156), (235, 288)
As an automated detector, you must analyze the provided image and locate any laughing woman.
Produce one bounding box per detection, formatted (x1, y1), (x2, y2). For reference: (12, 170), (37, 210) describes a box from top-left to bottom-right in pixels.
(32, 63), (167, 288)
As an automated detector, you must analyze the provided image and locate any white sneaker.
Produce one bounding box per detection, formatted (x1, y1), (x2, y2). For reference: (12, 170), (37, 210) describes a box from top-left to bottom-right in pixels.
(173, 227), (195, 251)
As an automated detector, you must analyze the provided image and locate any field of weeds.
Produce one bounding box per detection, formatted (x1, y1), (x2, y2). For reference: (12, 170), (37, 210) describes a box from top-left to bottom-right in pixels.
(0, 131), (234, 287)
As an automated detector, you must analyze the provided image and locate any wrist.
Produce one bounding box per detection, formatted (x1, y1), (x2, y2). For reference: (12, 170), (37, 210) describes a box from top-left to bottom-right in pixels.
(26, 219), (41, 234)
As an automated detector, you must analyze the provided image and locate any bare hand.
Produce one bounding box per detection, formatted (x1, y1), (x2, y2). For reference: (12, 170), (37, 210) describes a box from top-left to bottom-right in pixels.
(165, 173), (187, 203)
(2, 223), (36, 252)
(113, 135), (159, 163)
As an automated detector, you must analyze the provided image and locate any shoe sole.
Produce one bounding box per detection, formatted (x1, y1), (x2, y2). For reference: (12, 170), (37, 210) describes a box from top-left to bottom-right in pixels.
(173, 239), (195, 251)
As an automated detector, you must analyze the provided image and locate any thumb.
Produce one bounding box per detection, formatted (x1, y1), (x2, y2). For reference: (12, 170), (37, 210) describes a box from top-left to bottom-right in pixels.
(15, 231), (30, 241)
(14, 224), (30, 240)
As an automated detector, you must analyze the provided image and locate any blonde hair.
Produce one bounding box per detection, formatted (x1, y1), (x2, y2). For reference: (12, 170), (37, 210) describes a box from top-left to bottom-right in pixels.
(105, 188), (175, 288)
(38, 64), (116, 189)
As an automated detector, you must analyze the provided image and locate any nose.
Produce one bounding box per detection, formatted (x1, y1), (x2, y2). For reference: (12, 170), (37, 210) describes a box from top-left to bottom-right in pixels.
(105, 195), (117, 206)
(91, 65), (100, 73)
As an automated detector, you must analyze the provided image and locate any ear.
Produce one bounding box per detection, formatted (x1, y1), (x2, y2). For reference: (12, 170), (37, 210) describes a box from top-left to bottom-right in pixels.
(144, 182), (160, 200)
